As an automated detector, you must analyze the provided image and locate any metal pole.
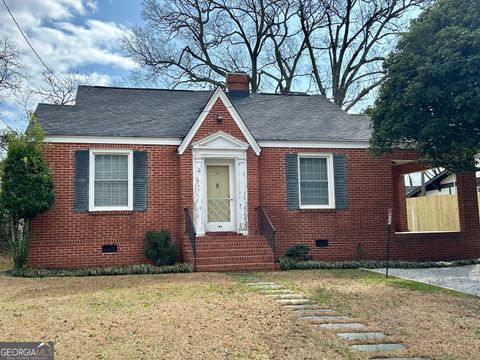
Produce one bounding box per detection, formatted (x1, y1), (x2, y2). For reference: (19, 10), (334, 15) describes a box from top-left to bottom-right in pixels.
(386, 223), (391, 278)
(386, 208), (392, 278)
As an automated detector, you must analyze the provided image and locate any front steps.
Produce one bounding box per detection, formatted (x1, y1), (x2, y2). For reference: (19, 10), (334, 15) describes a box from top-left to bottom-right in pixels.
(183, 234), (276, 272)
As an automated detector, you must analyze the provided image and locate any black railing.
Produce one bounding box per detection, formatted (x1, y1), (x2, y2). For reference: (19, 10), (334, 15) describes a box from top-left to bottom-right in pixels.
(184, 208), (197, 271)
(257, 206), (277, 261)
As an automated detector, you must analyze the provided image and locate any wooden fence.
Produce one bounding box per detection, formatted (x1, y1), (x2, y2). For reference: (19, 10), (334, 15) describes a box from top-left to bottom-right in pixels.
(406, 194), (465, 232)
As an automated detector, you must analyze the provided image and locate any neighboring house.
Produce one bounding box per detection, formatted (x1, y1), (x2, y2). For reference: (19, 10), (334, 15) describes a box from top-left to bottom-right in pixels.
(406, 170), (457, 197)
(31, 73), (480, 271)
(407, 171), (480, 197)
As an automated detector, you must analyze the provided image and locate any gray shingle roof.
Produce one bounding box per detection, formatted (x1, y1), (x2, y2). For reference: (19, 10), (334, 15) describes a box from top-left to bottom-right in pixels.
(35, 85), (371, 142)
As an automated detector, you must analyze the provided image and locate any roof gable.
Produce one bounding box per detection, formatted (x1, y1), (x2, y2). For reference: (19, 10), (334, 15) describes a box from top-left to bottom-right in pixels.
(192, 131), (249, 150)
(177, 87), (261, 155)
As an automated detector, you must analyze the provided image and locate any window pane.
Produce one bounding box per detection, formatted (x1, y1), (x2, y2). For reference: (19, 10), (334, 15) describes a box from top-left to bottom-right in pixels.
(94, 154), (129, 207)
(300, 181), (329, 205)
(299, 157), (329, 206)
(300, 157), (327, 181)
(95, 155), (128, 180)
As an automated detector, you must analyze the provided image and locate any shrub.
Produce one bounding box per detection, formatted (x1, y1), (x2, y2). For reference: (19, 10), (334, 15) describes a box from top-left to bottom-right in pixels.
(0, 116), (55, 269)
(278, 258), (480, 271)
(285, 244), (311, 260)
(143, 230), (179, 266)
(8, 263), (193, 278)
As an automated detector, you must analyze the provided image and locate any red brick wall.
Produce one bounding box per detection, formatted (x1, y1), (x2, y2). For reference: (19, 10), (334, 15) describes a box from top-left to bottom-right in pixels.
(258, 148), (396, 260)
(258, 148), (480, 261)
(180, 98), (260, 235)
(29, 143), (181, 268)
(30, 97), (480, 267)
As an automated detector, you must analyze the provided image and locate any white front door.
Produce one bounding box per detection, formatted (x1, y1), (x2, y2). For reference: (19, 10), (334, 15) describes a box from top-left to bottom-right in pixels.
(205, 163), (235, 232)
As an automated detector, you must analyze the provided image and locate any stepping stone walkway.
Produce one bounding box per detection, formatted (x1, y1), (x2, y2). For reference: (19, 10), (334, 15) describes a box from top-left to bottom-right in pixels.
(238, 273), (431, 360)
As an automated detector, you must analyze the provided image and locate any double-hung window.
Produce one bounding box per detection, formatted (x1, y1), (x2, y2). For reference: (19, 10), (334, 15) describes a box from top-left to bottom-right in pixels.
(89, 150), (133, 211)
(298, 154), (335, 209)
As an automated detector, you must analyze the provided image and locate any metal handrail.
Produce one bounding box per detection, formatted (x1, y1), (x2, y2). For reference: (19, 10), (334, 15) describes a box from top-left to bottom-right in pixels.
(257, 206), (277, 261)
(184, 208), (196, 271)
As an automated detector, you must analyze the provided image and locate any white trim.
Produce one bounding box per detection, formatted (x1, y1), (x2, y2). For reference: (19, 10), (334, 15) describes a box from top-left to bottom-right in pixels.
(192, 131), (249, 150)
(44, 135), (182, 145)
(89, 149), (133, 212)
(298, 153), (336, 209)
(258, 140), (369, 149)
(177, 87), (261, 155)
(192, 132), (249, 236)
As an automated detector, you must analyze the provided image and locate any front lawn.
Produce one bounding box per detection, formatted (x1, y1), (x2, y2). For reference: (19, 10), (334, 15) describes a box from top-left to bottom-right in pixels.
(0, 272), (355, 359)
(266, 269), (480, 360)
(0, 269), (477, 359)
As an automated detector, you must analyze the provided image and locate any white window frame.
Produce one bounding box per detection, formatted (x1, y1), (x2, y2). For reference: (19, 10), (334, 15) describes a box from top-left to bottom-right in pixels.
(89, 149), (134, 211)
(298, 153), (335, 209)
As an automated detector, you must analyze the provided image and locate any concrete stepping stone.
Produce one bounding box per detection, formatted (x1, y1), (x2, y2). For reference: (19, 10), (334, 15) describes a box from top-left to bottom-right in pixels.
(283, 304), (324, 310)
(247, 282), (277, 286)
(350, 343), (406, 352)
(303, 315), (351, 321)
(265, 293), (305, 299)
(249, 284), (284, 289)
(337, 332), (386, 340)
(295, 308), (336, 314)
(275, 298), (310, 305)
(371, 358), (430, 360)
(318, 322), (366, 330)
(259, 289), (294, 294)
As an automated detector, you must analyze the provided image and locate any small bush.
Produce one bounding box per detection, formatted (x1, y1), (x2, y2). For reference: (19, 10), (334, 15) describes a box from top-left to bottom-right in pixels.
(278, 258), (480, 271)
(8, 263), (193, 278)
(285, 244), (311, 260)
(143, 230), (179, 266)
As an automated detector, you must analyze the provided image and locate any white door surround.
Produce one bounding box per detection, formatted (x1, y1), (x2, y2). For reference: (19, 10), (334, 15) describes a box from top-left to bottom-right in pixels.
(192, 131), (249, 236)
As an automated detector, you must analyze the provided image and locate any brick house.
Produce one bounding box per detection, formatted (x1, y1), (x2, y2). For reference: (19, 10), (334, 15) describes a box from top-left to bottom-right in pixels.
(31, 73), (480, 271)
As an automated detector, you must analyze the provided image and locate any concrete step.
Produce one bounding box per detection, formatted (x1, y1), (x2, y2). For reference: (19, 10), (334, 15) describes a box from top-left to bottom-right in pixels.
(184, 246), (273, 256)
(195, 262), (276, 272)
(195, 255), (274, 265)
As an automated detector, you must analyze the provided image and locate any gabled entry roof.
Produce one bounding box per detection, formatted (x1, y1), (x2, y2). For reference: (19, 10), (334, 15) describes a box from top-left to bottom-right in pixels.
(35, 85), (372, 143)
(178, 87), (261, 155)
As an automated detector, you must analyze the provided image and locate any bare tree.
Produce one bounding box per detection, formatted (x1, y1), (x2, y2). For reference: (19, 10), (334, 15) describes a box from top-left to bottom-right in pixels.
(312, 0), (431, 111)
(124, 0), (431, 109)
(31, 69), (92, 105)
(0, 32), (22, 98)
(124, 0), (288, 92)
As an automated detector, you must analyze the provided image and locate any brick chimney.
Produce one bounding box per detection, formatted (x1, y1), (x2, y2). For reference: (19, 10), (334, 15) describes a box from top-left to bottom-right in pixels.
(226, 73), (250, 97)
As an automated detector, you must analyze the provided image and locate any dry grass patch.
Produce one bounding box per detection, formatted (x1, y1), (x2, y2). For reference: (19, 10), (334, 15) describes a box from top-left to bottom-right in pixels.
(0, 272), (360, 359)
(0, 251), (12, 271)
(265, 269), (480, 360)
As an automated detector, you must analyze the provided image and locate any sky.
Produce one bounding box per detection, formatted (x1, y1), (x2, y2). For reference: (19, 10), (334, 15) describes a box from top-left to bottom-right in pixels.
(0, 0), (143, 129)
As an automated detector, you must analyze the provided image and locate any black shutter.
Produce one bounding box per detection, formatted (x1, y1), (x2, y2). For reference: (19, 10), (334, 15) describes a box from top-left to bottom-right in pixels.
(334, 154), (348, 209)
(74, 150), (89, 212)
(133, 151), (148, 211)
(286, 153), (299, 209)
